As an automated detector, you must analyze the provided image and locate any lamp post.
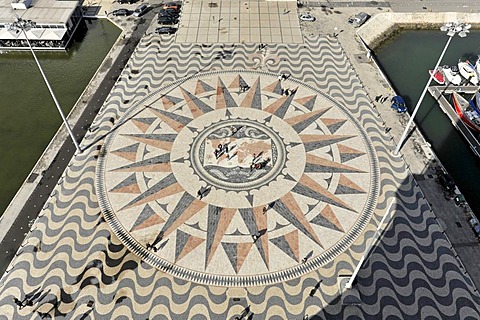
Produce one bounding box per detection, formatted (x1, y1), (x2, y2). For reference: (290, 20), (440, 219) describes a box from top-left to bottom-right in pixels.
(394, 22), (471, 155)
(344, 199), (395, 290)
(9, 17), (82, 153)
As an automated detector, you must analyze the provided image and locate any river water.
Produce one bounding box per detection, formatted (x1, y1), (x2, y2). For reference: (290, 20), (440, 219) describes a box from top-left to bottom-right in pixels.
(0, 19), (120, 215)
(376, 30), (480, 215)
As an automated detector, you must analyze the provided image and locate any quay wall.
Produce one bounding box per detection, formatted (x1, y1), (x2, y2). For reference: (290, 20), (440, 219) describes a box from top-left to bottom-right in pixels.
(358, 12), (480, 49)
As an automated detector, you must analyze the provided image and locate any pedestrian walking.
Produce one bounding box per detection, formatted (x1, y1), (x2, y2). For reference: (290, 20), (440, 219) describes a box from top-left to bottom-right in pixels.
(197, 189), (204, 200)
(13, 298), (24, 309)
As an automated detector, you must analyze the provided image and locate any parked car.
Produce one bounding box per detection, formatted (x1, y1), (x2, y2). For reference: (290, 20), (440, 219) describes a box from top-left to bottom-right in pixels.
(390, 96), (407, 113)
(158, 10), (179, 18)
(299, 13), (315, 22)
(112, 9), (132, 16)
(158, 15), (178, 25)
(468, 217), (480, 239)
(133, 4), (149, 17)
(348, 12), (370, 28)
(438, 171), (456, 192)
(118, 0), (136, 4)
(162, 2), (180, 10)
(159, 8), (180, 16)
(155, 26), (177, 34)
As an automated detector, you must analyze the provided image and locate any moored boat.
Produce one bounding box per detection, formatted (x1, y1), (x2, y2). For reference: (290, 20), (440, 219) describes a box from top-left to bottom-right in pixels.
(429, 66), (445, 85)
(458, 61), (479, 85)
(452, 91), (480, 132)
(443, 65), (462, 85)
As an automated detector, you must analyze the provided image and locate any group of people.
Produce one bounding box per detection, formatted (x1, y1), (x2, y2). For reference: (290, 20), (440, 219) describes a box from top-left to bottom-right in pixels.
(250, 153), (271, 171)
(214, 143), (236, 160)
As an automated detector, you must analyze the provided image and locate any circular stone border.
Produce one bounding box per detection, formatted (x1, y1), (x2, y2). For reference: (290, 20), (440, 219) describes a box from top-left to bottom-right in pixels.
(189, 118), (287, 191)
(96, 70), (380, 287)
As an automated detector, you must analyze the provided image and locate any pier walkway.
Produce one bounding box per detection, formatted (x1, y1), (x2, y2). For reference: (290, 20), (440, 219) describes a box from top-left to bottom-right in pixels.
(428, 85), (480, 157)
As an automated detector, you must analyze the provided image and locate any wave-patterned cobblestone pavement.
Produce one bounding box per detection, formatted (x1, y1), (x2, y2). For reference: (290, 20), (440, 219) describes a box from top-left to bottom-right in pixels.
(0, 35), (479, 319)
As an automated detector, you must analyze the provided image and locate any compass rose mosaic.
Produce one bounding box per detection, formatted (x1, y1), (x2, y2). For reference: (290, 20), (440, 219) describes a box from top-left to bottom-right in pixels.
(96, 71), (379, 286)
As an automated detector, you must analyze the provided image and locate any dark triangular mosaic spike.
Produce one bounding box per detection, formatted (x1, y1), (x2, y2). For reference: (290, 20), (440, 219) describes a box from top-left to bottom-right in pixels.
(195, 80), (215, 95)
(130, 204), (160, 231)
(272, 196), (321, 246)
(336, 184), (365, 194)
(311, 205), (344, 232)
(109, 173), (140, 193)
(285, 108), (330, 134)
(245, 194), (254, 206)
(310, 213), (342, 232)
(270, 235), (297, 262)
(217, 78), (238, 109)
(335, 174), (366, 194)
(337, 144), (366, 163)
(161, 95), (183, 109)
(112, 143), (139, 154)
(295, 95), (317, 111)
(228, 74), (248, 89)
(263, 80), (283, 95)
(240, 77), (262, 110)
(150, 108), (192, 131)
(205, 205), (222, 268)
(238, 208), (269, 267)
(325, 119), (346, 133)
(111, 143), (139, 162)
(284, 174), (296, 182)
(221, 242), (238, 272)
(111, 154), (170, 172)
(121, 173), (178, 210)
(301, 135), (355, 152)
(175, 229), (191, 261)
(181, 87), (214, 115)
(132, 117), (156, 132)
(264, 90), (298, 118)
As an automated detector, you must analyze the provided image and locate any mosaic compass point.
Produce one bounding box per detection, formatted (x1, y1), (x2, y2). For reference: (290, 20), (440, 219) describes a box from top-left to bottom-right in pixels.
(245, 194), (254, 206)
(98, 71), (378, 285)
(195, 79), (215, 95)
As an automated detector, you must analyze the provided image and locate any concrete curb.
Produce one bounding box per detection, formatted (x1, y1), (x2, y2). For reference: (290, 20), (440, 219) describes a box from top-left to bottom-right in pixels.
(357, 12), (480, 48)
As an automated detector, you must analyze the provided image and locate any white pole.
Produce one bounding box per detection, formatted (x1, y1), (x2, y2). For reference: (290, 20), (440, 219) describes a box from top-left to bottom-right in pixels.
(345, 199), (395, 290)
(20, 26), (82, 153)
(394, 35), (453, 155)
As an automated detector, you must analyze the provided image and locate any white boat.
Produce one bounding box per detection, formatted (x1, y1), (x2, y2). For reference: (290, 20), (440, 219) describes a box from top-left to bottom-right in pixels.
(452, 91), (480, 132)
(458, 61), (479, 85)
(442, 65), (462, 85)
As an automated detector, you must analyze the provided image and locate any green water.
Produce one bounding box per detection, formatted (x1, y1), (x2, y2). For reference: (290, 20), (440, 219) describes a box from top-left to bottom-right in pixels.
(376, 30), (480, 214)
(0, 19), (121, 214)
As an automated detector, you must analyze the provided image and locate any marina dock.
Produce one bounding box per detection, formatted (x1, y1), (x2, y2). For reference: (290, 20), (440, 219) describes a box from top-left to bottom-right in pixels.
(428, 85), (480, 158)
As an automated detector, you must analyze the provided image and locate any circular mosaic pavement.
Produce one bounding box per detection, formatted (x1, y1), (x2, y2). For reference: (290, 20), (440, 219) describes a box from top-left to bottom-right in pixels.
(97, 71), (379, 286)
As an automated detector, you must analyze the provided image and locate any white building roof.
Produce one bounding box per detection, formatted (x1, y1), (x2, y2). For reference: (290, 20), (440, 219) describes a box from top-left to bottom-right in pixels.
(0, 0), (78, 25)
